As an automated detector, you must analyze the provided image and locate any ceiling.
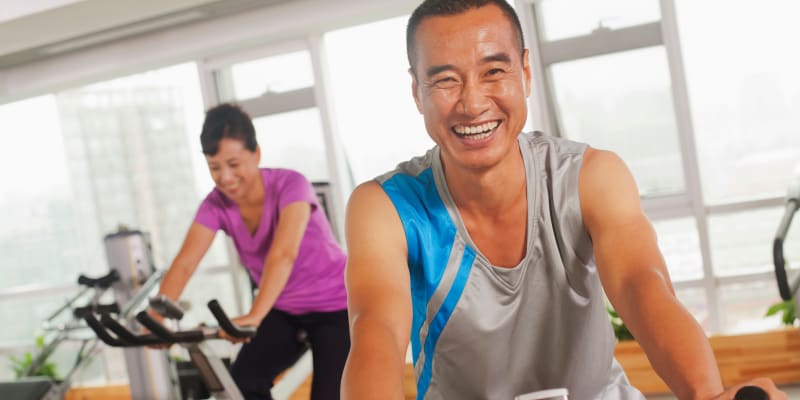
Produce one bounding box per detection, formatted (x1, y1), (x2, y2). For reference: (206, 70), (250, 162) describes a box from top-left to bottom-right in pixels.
(0, 0), (291, 68)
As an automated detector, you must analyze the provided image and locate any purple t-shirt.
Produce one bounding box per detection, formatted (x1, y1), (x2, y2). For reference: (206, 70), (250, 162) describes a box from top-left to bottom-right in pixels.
(194, 168), (347, 315)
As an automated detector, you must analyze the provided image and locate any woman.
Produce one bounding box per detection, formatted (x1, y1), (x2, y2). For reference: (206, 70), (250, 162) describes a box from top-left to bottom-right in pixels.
(157, 103), (349, 400)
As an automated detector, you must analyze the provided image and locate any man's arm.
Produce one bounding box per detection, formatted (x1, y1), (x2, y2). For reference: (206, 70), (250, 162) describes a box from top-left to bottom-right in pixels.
(341, 181), (412, 400)
(579, 148), (784, 400)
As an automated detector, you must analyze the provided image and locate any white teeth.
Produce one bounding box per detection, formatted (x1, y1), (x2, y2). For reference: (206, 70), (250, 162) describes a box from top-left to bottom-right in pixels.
(454, 121), (499, 136)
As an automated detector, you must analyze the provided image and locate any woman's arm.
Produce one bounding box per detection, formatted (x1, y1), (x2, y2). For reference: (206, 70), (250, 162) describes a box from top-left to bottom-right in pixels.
(158, 222), (217, 301)
(228, 201), (311, 332)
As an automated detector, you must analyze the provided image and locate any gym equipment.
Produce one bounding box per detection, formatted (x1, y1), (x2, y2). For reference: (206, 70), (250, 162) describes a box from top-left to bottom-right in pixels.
(735, 386), (769, 400)
(103, 228), (179, 400)
(773, 171), (800, 315)
(0, 270), (120, 400)
(85, 295), (255, 400)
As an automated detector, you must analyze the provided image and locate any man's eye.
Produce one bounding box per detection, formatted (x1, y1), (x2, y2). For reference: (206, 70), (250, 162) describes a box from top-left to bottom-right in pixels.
(433, 77), (458, 88)
(487, 68), (505, 76)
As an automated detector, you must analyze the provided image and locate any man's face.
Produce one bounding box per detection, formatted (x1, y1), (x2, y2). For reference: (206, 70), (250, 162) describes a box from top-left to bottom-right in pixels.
(411, 4), (531, 172)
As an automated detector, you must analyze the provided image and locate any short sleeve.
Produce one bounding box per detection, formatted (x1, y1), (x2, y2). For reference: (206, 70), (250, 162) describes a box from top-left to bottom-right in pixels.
(277, 170), (319, 211)
(194, 192), (224, 232)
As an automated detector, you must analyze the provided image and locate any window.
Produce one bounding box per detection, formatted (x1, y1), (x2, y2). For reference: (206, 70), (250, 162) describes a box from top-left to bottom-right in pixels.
(538, 0), (659, 41)
(324, 16), (434, 184)
(253, 108), (329, 181)
(528, 0), (795, 333)
(652, 217), (703, 282)
(215, 50), (315, 103)
(549, 46), (684, 196)
(55, 63), (226, 270)
(0, 63), (239, 385)
(0, 96), (95, 289)
(677, 0), (800, 205)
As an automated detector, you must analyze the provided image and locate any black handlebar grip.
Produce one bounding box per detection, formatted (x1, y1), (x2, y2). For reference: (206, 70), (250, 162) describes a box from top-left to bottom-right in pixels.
(95, 303), (121, 315)
(735, 386), (769, 400)
(74, 302), (120, 319)
(83, 313), (130, 347)
(207, 299), (257, 339)
(77, 269), (120, 289)
(135, 311), (204, 343)
(100, 315), (164, 346)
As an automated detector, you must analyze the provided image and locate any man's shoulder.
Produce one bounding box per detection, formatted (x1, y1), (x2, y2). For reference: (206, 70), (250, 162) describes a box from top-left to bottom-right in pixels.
(375, 147), (437, 185)
(519, 131), (588, 156)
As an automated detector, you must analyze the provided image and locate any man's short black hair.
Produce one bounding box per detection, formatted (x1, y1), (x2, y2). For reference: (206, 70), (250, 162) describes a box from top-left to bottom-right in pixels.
(200, 103), (258, 156)
(406, 0), (525, 75)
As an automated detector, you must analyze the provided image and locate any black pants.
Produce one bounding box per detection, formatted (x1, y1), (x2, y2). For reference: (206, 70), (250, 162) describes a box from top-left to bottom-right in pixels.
(230, 308), (350, 400)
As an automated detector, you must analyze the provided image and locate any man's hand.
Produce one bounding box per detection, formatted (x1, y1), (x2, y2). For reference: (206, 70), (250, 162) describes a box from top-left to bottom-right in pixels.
(218, 314), (260, 343)
(711, 378), (786, 400)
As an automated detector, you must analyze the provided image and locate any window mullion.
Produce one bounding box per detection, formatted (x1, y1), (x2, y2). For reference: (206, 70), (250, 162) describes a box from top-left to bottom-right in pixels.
(540, 22), (663, 65)
(659, 0), (720, 332)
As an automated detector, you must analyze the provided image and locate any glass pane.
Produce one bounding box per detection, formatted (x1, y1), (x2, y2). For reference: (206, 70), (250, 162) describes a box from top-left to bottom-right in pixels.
(652, 217), (703, 282)
(550, 46), (684, 197)
(0, 290), (81, 344)
(677, 1), (800, 204)
(708, 207), (800, 276)
(324, 16), (434, 185)
(217, 50), (314, 102)
(0, 96), (102, 289)
(675, 287), (709, 331)
(253, 108), (329, 182)
(719, 279), (784, 334)
(538, 0), (660, 41)
(55, 63), (227, 270)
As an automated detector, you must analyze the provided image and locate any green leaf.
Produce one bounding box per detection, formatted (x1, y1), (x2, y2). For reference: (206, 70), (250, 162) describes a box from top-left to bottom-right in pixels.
(764, 298), (797, 326)
(765, 301), (787, 317)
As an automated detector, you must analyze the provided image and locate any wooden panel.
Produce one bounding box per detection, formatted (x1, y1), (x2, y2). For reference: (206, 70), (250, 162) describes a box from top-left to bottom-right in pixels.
(287, 364), (416, 399)
(615, 328), (800, 394)
(65, 384), (130, 400)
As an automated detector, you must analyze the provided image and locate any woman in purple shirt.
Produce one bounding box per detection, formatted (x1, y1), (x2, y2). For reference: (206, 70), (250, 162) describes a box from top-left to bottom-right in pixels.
(156, 103), (349, 400)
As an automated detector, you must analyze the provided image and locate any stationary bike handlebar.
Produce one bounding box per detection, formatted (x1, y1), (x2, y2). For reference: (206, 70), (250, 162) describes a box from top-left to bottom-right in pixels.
(135, 311), (205, 343)
(77, 269), (120, 289)
(83, 298), (254, 348)
(207, 300), (257, 339)
(773, 199), (799, 301)
(735, 386), (769, 400)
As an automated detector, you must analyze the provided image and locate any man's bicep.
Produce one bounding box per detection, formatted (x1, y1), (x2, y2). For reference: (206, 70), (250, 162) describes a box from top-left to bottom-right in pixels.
(345, 182), (412, 352)
(579, 149), (672, 299)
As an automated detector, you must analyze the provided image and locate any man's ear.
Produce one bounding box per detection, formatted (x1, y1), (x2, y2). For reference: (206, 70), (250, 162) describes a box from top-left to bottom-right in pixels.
(255, 144), (262, 164)
(409, 68), (423, 114)
(522, 49), (532, 97)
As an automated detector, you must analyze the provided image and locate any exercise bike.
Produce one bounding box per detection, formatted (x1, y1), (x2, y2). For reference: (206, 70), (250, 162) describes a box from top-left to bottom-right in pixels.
(85, 295), (254, 400)
(0, 270), (120, 400)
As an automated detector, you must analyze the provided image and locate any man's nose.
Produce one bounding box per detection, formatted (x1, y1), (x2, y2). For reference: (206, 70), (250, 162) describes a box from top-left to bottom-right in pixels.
(457, 80), (490, 117)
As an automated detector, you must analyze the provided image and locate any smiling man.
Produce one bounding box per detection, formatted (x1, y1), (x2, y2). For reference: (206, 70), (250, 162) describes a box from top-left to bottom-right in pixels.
(341, 1), (785, 399)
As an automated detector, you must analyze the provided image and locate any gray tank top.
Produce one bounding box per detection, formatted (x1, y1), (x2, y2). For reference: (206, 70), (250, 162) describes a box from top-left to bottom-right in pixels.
(376, 132), (645, 400)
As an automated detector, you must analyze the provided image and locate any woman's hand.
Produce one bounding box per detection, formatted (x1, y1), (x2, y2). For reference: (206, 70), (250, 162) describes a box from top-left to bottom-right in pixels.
(218, 314), (260, 344)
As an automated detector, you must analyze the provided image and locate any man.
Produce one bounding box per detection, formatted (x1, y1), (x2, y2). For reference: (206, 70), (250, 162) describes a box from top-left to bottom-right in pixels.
(341, 1), (786, 399)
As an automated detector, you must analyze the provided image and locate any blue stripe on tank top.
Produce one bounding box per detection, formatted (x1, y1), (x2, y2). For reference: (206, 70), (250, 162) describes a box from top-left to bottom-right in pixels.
(381, 168), (457, 366)
(416, 246), (475, 399)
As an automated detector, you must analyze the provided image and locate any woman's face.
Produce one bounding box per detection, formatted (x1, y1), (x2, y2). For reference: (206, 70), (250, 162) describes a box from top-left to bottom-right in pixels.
(205, 137), (261, 202)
